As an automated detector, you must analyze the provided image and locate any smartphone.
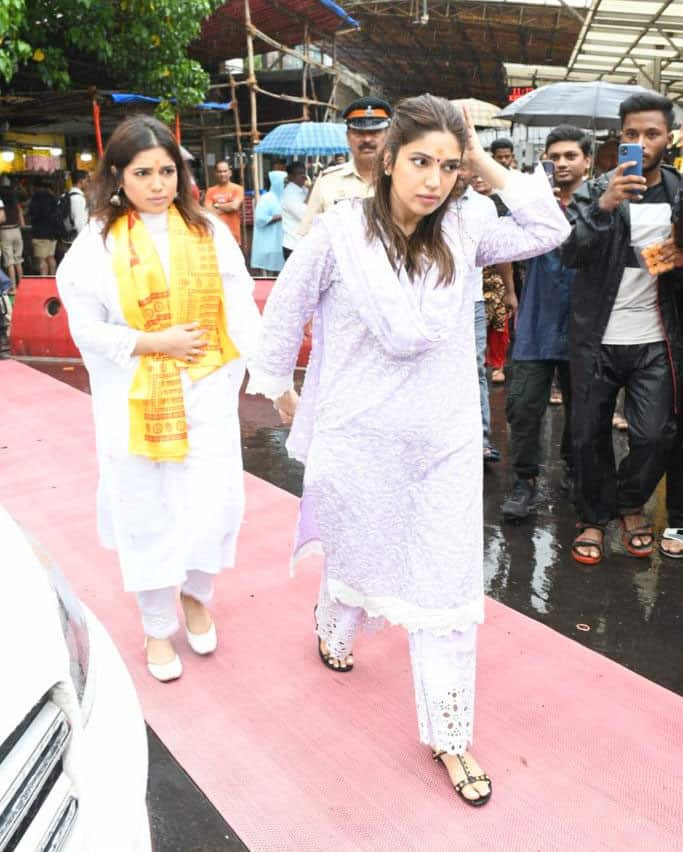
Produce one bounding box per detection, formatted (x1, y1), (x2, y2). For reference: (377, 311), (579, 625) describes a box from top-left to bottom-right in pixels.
(618, 143), (643, 178)
(541, 160), (555, 187)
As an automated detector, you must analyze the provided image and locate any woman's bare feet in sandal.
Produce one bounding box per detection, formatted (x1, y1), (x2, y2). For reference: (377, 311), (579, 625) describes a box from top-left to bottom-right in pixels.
(318, 637), (354, 671)
(435, 751), (492, 804)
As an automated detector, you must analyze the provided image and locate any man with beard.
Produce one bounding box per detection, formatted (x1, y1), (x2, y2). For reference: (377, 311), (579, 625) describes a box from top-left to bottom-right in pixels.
(501, 125), (591, 520)
(298, 96), (392, 235)
(562, 92), (683, 565)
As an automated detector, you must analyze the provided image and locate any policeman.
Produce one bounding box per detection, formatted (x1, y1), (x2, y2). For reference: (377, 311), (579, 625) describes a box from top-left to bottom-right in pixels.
(299, 95), (393, 235)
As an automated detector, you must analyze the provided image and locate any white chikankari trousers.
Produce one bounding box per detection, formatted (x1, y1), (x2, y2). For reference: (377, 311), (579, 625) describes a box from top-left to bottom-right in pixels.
(316, 567), (476, 755)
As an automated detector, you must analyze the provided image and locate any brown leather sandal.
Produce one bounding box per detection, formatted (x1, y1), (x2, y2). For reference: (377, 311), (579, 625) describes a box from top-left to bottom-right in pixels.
(432, 751), (492, 807)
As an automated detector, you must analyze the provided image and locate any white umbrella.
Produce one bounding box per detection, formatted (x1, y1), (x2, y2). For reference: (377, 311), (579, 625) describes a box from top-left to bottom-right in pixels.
(451, 98), (510, 129)
(496, 81), (683, 131)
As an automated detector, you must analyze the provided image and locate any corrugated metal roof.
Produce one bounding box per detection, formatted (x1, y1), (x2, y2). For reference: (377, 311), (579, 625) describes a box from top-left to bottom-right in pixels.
(195, 0), (358, 67)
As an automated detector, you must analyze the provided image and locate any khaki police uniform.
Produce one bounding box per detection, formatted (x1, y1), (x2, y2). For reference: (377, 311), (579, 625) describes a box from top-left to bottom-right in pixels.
(298, 95), (393, 236)
(298, 161), (373, 236)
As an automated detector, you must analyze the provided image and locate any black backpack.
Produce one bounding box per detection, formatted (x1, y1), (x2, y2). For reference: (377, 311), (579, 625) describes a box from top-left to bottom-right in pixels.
(55, 190), (78, 241)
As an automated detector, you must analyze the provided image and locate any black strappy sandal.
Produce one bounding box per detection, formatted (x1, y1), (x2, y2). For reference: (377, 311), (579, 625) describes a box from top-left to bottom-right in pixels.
(433, 751), (492, 807)
(313, 606), (354, 673)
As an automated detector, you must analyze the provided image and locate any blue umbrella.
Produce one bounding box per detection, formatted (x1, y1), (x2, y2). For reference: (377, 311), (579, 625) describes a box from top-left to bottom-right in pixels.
(254, 122), (349, 156)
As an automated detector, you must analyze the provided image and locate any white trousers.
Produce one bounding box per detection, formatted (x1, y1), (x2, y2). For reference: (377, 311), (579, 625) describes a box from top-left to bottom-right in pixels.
(135, 570), (215, 639)
(316, 570), (477, 756)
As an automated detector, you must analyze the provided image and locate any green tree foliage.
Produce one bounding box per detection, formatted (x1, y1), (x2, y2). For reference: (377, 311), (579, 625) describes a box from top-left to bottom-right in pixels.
(0, 1), (223, 116)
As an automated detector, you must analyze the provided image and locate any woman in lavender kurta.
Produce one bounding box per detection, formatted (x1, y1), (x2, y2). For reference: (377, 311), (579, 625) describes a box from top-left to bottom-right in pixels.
(248, 96), (570, 805)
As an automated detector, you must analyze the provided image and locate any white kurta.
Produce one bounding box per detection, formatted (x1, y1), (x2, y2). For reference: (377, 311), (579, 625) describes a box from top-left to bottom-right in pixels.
(57, 212), (261, 592)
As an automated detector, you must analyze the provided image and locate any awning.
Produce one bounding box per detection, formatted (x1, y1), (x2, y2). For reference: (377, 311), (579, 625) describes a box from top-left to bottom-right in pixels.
(109, 93), (232, 110)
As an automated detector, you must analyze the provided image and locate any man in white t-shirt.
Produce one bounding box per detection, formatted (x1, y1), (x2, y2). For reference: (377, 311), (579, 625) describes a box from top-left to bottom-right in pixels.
(281, 162), (308, 260)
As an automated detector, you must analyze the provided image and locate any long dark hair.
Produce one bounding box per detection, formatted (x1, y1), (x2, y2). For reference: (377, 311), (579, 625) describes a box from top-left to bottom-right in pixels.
(89, 115), (208, 240)
(365, 94), (467, 286)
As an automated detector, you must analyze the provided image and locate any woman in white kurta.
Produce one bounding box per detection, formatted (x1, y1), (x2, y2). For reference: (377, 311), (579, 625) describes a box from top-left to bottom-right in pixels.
(57, 116), (260, 682)
(248, 96), (570, 805)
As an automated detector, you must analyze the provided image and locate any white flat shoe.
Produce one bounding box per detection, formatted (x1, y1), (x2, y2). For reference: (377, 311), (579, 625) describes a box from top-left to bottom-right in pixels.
(144, 639), (183, 682)
(186, 622), (217, 655)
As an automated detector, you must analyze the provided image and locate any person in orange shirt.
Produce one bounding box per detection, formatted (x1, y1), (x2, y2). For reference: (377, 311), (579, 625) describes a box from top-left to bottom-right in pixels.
(203, 161), (244, 245)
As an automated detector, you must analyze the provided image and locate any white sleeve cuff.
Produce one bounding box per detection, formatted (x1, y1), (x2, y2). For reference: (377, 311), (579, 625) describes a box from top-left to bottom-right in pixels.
(245, 366), (294, 400)
(497, 165), (554, 212)
(111, 328), (140, 369)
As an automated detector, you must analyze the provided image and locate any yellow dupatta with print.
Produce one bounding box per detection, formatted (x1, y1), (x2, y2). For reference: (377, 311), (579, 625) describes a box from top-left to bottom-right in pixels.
(111, 205), (240, 462)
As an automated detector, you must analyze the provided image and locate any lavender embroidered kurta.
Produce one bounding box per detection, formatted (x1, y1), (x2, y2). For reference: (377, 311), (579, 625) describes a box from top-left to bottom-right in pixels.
(248, 168), (570, 635)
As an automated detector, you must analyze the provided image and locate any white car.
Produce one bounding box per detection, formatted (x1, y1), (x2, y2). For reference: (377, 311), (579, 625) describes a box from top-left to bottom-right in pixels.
(0, 506), (151, 851)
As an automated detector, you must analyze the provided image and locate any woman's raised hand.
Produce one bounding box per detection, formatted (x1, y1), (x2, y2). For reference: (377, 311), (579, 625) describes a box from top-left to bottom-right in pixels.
(460, 103), (511, 192)
(461, 104), (487, 167)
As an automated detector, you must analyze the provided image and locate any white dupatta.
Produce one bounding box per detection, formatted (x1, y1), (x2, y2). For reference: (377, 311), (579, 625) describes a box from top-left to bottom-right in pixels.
(286, 199), (465, 465)
(320, 199), (461, 358)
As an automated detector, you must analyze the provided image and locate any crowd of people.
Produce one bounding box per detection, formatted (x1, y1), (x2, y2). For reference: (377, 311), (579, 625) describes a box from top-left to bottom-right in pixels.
(5, 86), (682, 809)
(485, 94), (683, 570)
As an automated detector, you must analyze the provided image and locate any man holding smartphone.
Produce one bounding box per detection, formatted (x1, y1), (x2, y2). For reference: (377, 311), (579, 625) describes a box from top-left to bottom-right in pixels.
(562, 92), (683, 564)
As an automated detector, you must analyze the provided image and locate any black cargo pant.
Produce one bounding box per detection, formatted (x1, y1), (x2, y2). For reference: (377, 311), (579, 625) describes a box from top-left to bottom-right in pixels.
(506, 360), (572, 480)
(572, 342), (677, 527)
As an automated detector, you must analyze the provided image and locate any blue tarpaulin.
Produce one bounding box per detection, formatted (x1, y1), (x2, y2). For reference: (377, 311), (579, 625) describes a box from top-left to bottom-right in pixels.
(318, 0), (358, 28)
(110, 93), (231, 110)
(254, 122), (348, 155)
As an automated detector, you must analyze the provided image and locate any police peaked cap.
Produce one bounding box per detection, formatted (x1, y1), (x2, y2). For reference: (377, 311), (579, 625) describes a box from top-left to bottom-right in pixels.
(343, 96), (393, 131)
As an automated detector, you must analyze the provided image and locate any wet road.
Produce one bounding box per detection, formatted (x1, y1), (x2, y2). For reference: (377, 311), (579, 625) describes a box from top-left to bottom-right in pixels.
(17, 357), (683, 850)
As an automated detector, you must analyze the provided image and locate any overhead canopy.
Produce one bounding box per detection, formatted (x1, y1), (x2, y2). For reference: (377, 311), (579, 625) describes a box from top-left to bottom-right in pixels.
(333, 1), (583, 104)
(194, 0), (359, 67)
(504, 0), (683, 105)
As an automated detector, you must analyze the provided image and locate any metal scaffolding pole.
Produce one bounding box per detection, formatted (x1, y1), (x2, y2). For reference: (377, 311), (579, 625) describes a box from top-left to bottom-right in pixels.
(244, 0), (261, 198)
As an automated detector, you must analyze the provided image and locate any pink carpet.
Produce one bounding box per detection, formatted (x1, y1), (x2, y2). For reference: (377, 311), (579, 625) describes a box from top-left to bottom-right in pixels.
(1, 359), (681, 852)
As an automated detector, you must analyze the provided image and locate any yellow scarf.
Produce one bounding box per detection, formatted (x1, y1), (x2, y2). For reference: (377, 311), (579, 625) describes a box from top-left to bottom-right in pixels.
(111, 205), (239, 462)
